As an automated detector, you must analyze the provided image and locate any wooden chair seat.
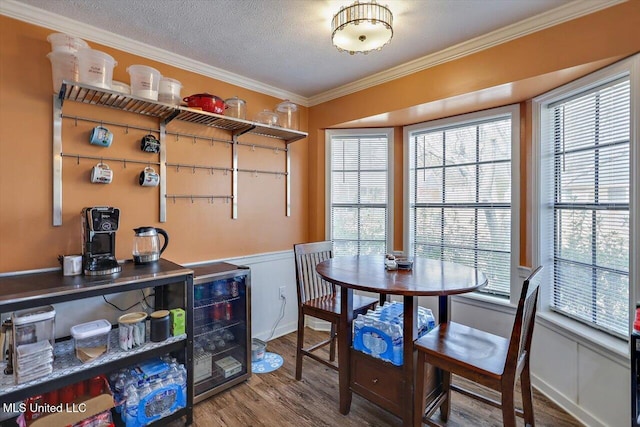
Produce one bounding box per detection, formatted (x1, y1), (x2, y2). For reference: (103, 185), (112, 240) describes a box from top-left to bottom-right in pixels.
(414, 321), (509, 387)
(414, 266), (543, 427)
(294, 241), (378, 380)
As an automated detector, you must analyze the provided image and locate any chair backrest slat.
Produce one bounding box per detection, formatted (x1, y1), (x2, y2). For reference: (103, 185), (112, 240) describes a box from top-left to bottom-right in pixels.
(294, 241), (334, 304)
(507, 266), (543, 376)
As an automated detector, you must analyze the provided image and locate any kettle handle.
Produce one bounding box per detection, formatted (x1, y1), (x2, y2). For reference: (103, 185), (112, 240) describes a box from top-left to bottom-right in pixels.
(156, 228), (169, 255)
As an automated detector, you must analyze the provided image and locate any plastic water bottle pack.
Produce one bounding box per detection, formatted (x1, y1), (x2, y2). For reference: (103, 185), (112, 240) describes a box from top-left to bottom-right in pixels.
(109, 356), (187, 427)
(352, 301), (435, 366)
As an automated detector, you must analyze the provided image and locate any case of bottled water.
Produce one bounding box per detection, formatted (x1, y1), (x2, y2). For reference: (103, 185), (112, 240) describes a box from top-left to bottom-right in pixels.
(352, 301), (435, 366)
(109, 356), (187, 426)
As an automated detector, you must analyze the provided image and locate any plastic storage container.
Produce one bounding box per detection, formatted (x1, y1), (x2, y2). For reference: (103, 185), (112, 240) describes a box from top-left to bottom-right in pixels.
(111, 80), (131, 95)
(12, 305), (56, 384)
(46, 51), (79, 93)
(158, 77), (182, 105)
(127, 65), (161, 100)
(275, 99), (299, 130)
(77, 48), (117, 90)
(71, 319), (111, 363)
(47, 32), (89, 54)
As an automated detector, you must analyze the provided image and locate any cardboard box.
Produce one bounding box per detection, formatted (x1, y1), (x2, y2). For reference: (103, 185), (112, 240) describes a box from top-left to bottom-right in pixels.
(194, 351), (212, 382)
(27, 376), (114, 427)
(170, 308), (185, 336)
(29, 392), (114, 427)
(214, 355), (242, 378)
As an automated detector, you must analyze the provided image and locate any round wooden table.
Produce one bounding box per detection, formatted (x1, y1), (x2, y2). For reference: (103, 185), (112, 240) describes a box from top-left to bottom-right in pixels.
(316, 255), (487, 426)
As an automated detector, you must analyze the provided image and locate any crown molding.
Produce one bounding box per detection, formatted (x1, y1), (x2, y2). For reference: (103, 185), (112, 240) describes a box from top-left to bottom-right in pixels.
(1, 0), (625, 108)
(307, 0), (627, 106)
(0, 0), (309, 106)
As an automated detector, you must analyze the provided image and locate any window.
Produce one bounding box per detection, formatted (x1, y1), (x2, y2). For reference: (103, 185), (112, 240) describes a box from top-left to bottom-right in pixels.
(534, 56), (639, 339)
(405, 106), (520, 299)
(325, 129), (393, 256)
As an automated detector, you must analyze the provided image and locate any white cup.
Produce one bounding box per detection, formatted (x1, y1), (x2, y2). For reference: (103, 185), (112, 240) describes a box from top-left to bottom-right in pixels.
(139, 166), (160, 187)
(91, 163), (113, 184)
(63, 255), (83, 276)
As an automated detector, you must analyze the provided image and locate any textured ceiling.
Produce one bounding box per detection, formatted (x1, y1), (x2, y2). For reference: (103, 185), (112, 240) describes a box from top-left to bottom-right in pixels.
(16, 0), (576, 98)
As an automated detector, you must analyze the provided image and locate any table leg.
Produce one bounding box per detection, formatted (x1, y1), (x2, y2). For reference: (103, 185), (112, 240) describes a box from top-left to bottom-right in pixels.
(339, 286), (353, 414)
(438, 295), (448, 325)
(402, 296), (418, 426)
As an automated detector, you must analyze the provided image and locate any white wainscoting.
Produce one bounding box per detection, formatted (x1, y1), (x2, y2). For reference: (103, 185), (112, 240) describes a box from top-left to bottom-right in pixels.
(450, 267), (631, 427)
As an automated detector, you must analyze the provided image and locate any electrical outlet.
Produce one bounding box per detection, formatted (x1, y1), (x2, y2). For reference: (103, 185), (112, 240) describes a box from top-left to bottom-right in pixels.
(278, 286), (286, 299)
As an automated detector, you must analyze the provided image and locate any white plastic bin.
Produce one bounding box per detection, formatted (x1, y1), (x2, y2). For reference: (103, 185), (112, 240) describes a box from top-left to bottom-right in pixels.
(77, 48), (116, 90)
(158, 77), (182, 105)
(47, 51), (79, 93)
(71, 319), (112, 363)
(47, 32), (89, 54)
(127, 65), (161, 100)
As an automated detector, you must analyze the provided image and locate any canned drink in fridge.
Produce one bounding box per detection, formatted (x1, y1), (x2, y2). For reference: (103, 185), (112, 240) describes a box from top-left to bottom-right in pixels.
(225, 302), (232, 321)
(229, 281), (239, 297)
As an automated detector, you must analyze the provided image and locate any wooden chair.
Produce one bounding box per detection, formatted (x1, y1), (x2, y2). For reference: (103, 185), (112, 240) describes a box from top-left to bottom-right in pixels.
(414, 266), (543, 427)
(293, 241), (378, 380)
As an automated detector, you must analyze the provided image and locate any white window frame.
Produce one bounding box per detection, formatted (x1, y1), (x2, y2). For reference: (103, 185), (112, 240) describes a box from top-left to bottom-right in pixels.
(532, 54), (640, 344)
(325, 128), (394, 253)
(403, 105), (521, 303)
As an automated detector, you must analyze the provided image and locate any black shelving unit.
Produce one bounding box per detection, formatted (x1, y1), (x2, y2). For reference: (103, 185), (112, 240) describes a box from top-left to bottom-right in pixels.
(0, 259), (194, 426)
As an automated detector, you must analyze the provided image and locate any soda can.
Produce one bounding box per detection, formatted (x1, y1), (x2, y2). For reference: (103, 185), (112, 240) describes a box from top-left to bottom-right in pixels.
(225, 302), (233, 321)
(229, 281), (239, 297)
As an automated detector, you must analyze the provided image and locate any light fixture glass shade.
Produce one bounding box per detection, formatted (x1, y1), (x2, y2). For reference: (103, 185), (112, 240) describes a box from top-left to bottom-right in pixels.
(331, 1), (393, 55)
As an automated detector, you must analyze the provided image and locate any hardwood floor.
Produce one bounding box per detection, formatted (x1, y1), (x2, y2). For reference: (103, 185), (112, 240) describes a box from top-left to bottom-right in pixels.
(173, 328), (581, 427)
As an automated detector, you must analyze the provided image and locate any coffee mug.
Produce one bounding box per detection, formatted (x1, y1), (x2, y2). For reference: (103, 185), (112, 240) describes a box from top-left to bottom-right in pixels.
(62, 255), (83, 276)
(91, 163), (113, 184)
(139, 166), (160, 187)
(140, 134), (160, 153)
(89, 126), (113, 147)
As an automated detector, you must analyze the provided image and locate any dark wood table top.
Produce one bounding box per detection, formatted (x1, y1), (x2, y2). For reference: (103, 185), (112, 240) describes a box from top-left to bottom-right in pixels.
(316, 255), (487, 296)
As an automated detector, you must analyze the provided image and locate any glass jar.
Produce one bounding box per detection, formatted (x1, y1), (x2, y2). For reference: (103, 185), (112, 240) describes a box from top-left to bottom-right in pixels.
(225, 96), (246, 120)
(275, 100), (298, 130)
(255, 109), (279, 126)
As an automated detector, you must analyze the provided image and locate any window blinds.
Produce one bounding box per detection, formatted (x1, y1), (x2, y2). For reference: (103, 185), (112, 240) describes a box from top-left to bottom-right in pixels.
(330, 135), (389, 256)
(409, 116), (512, 296)
(546, 77), (630, 338)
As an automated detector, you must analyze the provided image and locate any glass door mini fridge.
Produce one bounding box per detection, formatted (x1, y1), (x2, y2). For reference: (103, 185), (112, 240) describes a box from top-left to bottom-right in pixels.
(190, 262), (251, 403)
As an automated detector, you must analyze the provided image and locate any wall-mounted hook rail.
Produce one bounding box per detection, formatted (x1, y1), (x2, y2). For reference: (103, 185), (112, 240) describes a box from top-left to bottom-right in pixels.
(165, 162), (233, 173)
(237, 168), (288, 177)
(61, 115), (160, 134)
(61, 153), (161, 167)
(236, 141), (288, 152)
(165, 194), (233, 203)
(165, 131), (232, 146)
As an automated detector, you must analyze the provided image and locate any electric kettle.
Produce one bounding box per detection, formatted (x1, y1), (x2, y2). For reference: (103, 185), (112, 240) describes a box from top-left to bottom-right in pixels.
(132, 227), (169, 264)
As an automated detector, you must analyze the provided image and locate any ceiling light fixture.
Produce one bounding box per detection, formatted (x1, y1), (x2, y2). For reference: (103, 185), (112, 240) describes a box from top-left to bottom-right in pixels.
(331, 1), (393, 55)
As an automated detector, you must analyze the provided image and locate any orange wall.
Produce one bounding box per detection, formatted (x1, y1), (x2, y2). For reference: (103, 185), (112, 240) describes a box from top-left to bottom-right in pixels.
(0, 17), (309, 272)
(308, 1), (640, 266)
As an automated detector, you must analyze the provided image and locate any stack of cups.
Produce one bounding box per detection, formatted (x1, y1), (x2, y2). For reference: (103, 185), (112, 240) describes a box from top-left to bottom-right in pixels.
(46, 33), (89, 93)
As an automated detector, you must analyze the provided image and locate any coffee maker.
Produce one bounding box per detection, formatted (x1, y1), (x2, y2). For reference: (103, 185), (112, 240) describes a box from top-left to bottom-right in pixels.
(81, 206), (121, 275)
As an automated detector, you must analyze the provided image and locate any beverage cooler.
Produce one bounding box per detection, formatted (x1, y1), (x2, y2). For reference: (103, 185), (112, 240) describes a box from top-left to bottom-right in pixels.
(188, 262), (251, 403)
